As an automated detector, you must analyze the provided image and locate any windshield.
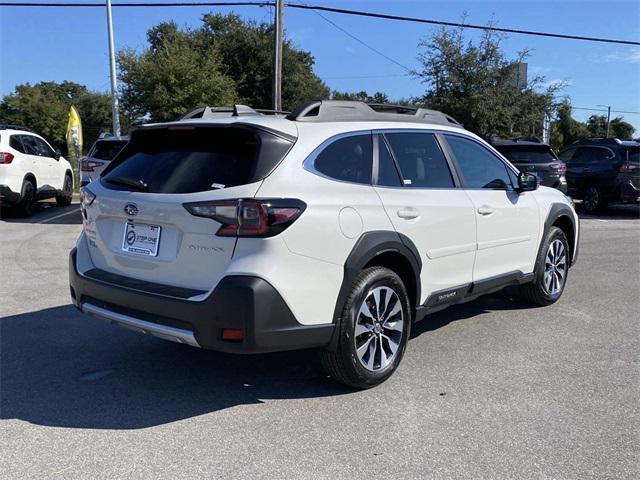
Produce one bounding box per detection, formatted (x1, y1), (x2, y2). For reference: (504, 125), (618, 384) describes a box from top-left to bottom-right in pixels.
(101, 126), (293, 194)
(89, 140), (128, 161)
(497, 146), (557, 164)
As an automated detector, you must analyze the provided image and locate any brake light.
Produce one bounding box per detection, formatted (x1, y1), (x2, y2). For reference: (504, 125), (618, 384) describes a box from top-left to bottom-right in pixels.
(0, 152), (14, 164)
(81, 160), (104, 172)
(550, 161), (567, 174)
(619, 163), (639, 174)
(183, 198), (306, 238)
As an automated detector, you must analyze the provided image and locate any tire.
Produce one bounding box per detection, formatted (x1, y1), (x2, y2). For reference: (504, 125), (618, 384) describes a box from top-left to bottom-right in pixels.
(16, 180), (36, 217)
(519, 226), (570, 306)
(56, 175), (73, 206)
(582, 185), (605, 214)
(320, 267), (411, 389)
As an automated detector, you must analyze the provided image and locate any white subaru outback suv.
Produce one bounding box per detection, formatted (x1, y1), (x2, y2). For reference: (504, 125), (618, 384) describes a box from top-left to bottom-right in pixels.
(69, 101), (579, 388)
(0, 124), (74, 216)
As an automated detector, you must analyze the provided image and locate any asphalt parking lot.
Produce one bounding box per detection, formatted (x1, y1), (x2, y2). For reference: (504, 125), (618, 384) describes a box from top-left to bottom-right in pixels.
(1, 201), (638, 480)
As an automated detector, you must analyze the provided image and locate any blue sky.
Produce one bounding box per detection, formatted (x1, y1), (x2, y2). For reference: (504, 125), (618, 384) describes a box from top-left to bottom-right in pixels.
(1, 0), (639, 131)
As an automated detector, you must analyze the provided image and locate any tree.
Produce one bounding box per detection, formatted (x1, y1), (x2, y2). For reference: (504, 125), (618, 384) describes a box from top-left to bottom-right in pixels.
(331, 90), (390, 104)
(586, 115), (608, 137)
(118, 14), (330, 120)
(609, 117), (635, 140)
(414, 25), (562, 138)
(118, 22), (237, 123)
(550, 101), (587, 149)
(0, 81), (112, 152)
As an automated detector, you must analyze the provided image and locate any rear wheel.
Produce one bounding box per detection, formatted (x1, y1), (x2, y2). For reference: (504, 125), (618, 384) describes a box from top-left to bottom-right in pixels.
(582, 185), (605, 214)
(321, 267), (411, 388)
(17, 180), (36, 217)
(56, 175), (73, 206)
(520, 226), (570, 306)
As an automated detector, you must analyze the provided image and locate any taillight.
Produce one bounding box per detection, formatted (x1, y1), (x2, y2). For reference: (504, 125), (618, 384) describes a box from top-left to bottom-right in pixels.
(0, 152), (14, 164)
(183, 198), (306, 238)
(619, 163), (639, 174)
(81, 160), (104, 172)
(550, 161), (567, 174)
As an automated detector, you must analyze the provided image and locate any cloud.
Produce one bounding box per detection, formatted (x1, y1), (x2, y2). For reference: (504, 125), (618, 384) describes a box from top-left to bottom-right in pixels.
(599, 47), (640, 64)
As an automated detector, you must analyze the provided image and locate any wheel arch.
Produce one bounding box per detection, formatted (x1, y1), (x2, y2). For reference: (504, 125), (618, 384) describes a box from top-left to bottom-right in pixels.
(325, 230), (422, 352)
(543, 203), (577, 268)
(23, 173), (37, 191)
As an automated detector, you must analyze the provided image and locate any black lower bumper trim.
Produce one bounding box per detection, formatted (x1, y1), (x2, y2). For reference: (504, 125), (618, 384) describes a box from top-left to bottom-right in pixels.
(69, 248), (334, 353)
(0, 185), (21, 205)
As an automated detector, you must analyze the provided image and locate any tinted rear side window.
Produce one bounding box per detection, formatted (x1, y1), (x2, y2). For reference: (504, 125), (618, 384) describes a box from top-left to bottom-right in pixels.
(385, 132), (454, 188)
(10, 135), (25, 153)
(376, 137), (402, 187)
(497, 146), (557, 164)
(90, 140), (128, 161)
(102, 126), (292, 194)
(313, 134), (372, 184)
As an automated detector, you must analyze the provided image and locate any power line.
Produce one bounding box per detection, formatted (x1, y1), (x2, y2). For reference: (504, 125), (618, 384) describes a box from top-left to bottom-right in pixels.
(573, 107), (640, 115)
(1, 2), (638, 46)
(323, 73), (410, 80)
(291, 0), (412, 73)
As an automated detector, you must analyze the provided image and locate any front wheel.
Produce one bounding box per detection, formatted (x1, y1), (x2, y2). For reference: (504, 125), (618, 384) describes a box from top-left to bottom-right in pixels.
(56, 175), (73, 206)
(320, 267), (411, 389)
(520, 226), (570, 306)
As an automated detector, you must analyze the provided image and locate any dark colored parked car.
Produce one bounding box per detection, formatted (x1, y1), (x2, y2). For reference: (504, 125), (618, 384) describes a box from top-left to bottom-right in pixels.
(491, 138), (568, 193)
(558, 138), (640, 213)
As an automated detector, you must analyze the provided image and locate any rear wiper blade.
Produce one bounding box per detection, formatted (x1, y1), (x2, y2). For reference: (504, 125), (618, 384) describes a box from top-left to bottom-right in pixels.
(105, 176), (148, 191)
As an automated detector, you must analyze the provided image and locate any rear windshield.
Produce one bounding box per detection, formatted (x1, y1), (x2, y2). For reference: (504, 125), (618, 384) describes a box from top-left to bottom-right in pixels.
(625, 146), (639, 163)
(89, 140), (128, 161)
(101, 126), (293, 194)
(497, 146), (557, 164)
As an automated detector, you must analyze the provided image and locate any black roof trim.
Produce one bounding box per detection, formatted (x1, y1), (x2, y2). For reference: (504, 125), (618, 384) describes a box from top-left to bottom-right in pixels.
(0, 123), (34, 133)
(285, 100), (463, 128)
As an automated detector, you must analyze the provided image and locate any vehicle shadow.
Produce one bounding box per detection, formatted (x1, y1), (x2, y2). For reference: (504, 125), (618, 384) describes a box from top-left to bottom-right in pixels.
(0, 304), (351, 430)
(0, 201), (82, 224)
(576, 203), (640, 220)
(411, 289), (528, 338)
(1, 294), (527, 430)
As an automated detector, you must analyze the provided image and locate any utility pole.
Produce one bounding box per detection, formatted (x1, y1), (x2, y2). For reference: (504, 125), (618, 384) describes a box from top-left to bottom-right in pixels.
(272, 0), (284, 111)
(597, 104), (612, 138)
(106, 0), (121, 136)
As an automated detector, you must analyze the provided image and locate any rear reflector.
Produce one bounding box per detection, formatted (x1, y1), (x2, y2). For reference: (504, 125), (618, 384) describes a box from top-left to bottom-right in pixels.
(221, 328), (244, 341)
(183, 198), (306, 238)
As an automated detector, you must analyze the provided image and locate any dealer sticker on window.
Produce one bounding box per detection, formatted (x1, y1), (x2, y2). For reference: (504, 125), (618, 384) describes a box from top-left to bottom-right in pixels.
(122, 222), (161, 257)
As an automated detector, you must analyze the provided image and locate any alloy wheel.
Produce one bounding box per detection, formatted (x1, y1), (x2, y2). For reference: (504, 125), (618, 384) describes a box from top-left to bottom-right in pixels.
(543, 239), (567, 296)
(354, 286), (404, 372)
(584, 187), (599, 213)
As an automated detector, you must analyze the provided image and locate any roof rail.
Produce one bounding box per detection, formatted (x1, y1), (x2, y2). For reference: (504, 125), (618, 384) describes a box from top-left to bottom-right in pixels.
(0, 123), (34, 133)
(571, 137), (623, 146)
(180, 105), (290, 120)
(285, 100), (463, 128)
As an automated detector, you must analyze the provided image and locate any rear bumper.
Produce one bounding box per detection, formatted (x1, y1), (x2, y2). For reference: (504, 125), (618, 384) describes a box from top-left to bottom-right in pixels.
(69, 248), (334, 353)
(0, 185), (21, 205)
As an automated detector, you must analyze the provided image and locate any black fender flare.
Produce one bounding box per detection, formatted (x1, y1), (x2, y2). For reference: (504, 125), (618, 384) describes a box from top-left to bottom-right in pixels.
(326, 230), (422, 352)
(539, 202), (578, 268)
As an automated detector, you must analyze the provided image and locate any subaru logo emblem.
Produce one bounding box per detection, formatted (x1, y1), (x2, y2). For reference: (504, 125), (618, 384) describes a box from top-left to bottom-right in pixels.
(124, 203), (138, 216)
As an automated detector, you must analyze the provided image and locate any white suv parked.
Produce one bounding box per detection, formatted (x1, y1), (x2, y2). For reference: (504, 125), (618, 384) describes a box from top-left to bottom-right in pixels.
(0, 125), (74, 216)
(69, 102), (579, 388)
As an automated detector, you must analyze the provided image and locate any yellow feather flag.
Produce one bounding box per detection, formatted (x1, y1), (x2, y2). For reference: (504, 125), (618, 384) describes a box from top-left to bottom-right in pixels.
(66, 106), (83, 165)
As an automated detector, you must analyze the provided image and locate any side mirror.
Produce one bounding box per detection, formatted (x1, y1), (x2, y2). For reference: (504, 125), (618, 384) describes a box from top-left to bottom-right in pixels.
(53, 150), (62, 160)
(517, 172), (539, 193)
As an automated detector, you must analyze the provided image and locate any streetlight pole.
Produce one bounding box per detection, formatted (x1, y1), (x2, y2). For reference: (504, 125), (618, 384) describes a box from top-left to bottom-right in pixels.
(272, 0), (284, 111)
(106, 0), (121, 136)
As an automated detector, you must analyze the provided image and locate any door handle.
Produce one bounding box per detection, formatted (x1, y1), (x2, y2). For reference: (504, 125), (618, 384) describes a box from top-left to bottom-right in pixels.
(477, 205), (495, 216)
(397, 207), (420, 220)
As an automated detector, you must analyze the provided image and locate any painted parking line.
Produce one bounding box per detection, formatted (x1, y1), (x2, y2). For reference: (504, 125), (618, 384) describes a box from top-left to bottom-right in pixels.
(39, 207), (81, 224)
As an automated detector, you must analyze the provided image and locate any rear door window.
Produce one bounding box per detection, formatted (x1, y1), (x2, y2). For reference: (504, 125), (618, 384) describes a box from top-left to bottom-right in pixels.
(102, 126), (293, 194)
(375, 137), (402, 187)
(20, 135), (40, 156)
(312, 134), (372, 185)
(384, 132), (454, 188)
(10, 135), (25, 153)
